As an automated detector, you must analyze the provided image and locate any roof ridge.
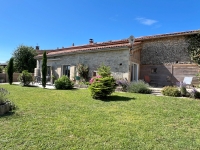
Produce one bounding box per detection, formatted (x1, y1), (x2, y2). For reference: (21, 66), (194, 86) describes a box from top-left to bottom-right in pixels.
(135, 29), (200, 41)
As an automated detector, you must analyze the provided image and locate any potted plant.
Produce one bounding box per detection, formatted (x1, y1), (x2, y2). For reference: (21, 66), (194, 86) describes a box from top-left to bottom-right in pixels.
(0, 88), (15, 115)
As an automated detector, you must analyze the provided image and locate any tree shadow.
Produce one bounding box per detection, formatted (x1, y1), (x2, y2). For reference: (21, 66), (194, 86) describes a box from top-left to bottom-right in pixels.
(99, 95), (135, 102)
(46, 87), (79, 91)
(0, 111), (15, 117)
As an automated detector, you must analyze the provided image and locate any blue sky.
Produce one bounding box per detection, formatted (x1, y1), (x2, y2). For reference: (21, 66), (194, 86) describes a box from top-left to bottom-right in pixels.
(0, 0), (200, 63)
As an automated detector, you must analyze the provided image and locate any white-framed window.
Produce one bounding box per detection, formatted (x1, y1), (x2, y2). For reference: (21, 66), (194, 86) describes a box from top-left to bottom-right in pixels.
(63, 65), (70, 78)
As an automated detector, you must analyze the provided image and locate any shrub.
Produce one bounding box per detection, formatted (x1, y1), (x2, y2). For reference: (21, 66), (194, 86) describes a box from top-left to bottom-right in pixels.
(176, 82), (187, 96)
(127, 80), (152, 94)
(89, 76), (116, 99)
(89, 64), (116, 99)
(18, 70), (33, 86)
(55, 76), (74, 90)
(190, 88), (200, 99)
(161, 86), (181, 97)
(0, 88), (9, 105)
(116, 79), (129, 92)
(89, 75), (101, 84)
(0, 88), (16, 112)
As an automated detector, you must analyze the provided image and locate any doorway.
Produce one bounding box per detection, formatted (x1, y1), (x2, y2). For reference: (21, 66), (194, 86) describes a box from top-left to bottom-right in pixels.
(131, 63), (138, 82)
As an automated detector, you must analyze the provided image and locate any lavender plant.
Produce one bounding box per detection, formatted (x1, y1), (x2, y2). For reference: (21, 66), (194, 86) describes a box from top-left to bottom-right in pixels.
(0, 88), (9, 104)
(176, 81), (187, 96)
(190, 87), (200, 99)
(0, 88), (16, 111)
(116, 79), (129, 92)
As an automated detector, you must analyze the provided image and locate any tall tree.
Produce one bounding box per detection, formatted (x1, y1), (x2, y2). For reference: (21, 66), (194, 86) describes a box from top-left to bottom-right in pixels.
(12, 45), (36, 73)
(7, 57), (14, 85)
(42, 51), (47, 88)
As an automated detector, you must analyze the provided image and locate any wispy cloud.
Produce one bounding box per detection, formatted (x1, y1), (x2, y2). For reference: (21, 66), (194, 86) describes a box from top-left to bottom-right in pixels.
(136, 17), (158, 26)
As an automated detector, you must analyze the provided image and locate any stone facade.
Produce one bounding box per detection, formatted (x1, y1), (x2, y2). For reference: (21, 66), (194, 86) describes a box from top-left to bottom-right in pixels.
(41, 48), (130, 80)
(34, 30), (200, 86)
(141, 36), (192, 65)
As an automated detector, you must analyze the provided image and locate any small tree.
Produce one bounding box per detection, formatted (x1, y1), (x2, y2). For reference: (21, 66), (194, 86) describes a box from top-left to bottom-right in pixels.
(7, 58), (14, 85)
(97, 64), (111, 77)
(89, 64), (116, 99)
(42, 51), (47, 88)
(12, 45), (36, 73)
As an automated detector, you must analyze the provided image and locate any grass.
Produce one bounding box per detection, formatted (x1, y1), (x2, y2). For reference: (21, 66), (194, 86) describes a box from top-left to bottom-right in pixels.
(1, 84), (200, 149)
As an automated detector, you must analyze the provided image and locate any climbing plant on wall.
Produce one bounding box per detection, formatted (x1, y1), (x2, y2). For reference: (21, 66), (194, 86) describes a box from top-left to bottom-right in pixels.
(187, 33), (200, 64)
(76, 63), (89, 81)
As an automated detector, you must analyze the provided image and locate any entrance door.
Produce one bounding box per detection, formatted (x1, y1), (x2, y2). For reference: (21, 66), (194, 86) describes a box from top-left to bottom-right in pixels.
(131, 63), (138, 82)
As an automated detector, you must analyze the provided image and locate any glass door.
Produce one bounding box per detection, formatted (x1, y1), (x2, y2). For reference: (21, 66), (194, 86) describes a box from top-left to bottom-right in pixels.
(131, 63), (138, 82)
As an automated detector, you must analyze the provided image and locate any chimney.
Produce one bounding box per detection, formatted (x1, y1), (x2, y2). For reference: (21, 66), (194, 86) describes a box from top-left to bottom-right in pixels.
(89, 39), (94, 44)
(36, 46), (39, 50)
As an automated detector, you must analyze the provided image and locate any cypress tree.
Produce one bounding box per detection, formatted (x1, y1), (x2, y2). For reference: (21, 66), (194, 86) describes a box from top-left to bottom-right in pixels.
(42, 51), (47, 88)
(7, 57), (14, 85)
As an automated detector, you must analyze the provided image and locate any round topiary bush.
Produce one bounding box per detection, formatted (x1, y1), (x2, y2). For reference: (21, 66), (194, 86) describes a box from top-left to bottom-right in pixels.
(54, 76), (74, 90)
(161, 86), (181, 97)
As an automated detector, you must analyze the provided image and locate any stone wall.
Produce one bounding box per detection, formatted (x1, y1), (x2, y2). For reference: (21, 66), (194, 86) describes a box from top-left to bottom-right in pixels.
(141, 36), (192, 65)
(45, 48), (130, 80)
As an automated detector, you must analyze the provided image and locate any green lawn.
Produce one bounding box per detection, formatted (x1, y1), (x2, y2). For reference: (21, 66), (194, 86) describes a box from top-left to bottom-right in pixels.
(1, 84), (200, 149)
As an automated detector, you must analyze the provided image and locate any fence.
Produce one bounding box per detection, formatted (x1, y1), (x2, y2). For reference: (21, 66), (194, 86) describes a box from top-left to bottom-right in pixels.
(0, 73), (34, 83)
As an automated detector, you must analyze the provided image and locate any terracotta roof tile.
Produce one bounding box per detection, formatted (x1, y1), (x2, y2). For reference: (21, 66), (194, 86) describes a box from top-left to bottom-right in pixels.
(36, 41), (141, 58)
(35, 29), (199, 58)
(135, 29), (200, 41)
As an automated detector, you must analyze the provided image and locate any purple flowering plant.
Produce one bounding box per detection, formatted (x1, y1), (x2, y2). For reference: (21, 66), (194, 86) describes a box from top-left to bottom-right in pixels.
(176, 81), (186, 88)
(116, 79), (129, 91)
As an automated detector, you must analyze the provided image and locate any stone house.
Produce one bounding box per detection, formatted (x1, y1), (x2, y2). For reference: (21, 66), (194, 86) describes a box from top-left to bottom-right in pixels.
(34, 29), (200, 86)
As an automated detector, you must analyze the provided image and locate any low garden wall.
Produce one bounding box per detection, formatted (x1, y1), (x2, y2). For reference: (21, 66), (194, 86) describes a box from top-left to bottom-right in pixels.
(0, 73), (34, 83)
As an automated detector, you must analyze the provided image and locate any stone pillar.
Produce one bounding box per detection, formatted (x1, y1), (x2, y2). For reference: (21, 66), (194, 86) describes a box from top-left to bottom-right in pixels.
(37, 60), (40, 69)
(34, 59), (40, 77)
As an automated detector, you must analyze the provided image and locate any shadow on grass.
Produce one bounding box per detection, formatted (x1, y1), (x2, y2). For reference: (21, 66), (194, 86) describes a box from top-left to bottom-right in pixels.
(100, 95), (135, 102)
(0, 111), (15, 117)
(46, 87), (80, 91)
(9, 84), (39, 88)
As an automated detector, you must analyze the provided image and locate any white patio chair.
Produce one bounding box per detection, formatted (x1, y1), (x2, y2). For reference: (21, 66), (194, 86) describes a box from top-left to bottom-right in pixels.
(183, 77), (193, 88)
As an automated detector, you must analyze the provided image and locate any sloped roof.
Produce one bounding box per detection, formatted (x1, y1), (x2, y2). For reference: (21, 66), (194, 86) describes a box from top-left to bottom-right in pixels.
(135, 29), (200, 41)
(35, 29), (199, 58)
(36, 40), (141, 58)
